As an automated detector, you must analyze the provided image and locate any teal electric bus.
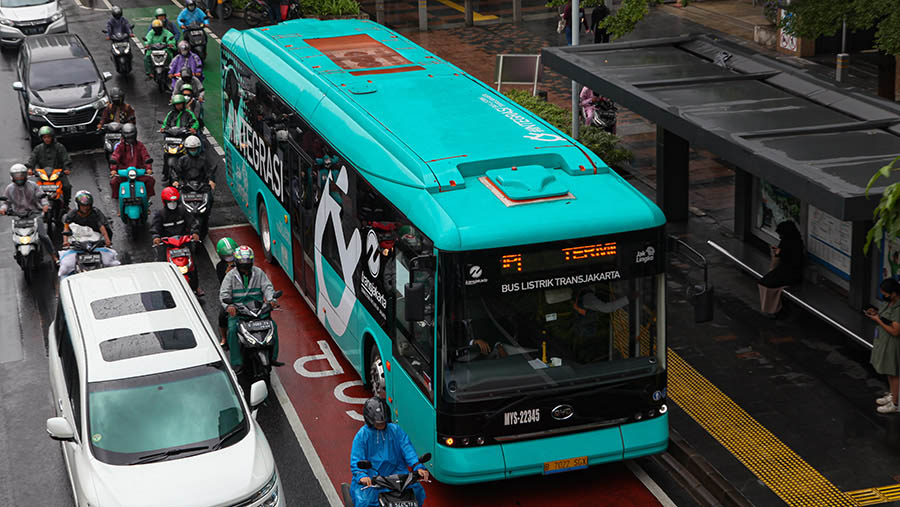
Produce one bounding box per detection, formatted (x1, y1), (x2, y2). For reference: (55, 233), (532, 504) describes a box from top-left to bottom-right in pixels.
(221, 19), (667, 484)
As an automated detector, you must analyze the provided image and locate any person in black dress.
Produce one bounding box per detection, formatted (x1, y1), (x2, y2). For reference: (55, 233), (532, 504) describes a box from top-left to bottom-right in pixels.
(758, 220), (804, 316)
(591, 3), (610, 43)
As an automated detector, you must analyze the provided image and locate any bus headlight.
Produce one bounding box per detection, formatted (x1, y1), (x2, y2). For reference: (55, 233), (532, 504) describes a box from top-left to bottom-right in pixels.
(659, 404), (668, 415)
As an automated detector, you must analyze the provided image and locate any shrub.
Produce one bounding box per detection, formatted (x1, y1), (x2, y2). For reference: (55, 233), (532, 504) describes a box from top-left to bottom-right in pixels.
(300, 0), (361, 16)
(503, 89), (632, 168)
(232, 0), (250, 8)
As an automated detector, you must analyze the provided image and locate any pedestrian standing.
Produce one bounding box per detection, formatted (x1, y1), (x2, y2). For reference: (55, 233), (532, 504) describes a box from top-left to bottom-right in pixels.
(868, 279), (900, 414)
(758, 220), (804, 317)
(590, 2), (610, 43)
(563, 1), (590, 46)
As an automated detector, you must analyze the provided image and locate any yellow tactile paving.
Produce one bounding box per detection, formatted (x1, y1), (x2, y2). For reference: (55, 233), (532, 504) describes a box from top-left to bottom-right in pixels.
(668, 349), (858, 506)
(434, 0), (499, 21)
(846, 485), (900, 506)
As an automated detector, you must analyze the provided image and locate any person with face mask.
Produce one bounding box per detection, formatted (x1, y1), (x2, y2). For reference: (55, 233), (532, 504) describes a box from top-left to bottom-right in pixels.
(172, 65), (205, 104)
(59, 191), (119, 277)
(350, 397), (429, 507)
(144, 19), (176, 78)
(172, 135), (214, 190)
(105, 6), (133, 39)
(177, 0), (209, 31)
(161, 94), (200, 133)
(26, 126), (73, 208)
(150, 186), (200, 254)
(109, 123), (156, 200)
(97, 87), (136, 130)
(0, 164), (55, 264)
(220, 246), (283, 369)
(151, 7), (180, 41)
(169, 40), (203, 88)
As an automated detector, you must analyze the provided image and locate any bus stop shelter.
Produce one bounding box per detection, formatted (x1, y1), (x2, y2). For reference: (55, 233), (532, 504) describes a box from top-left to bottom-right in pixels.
(542, 34), (900, 321)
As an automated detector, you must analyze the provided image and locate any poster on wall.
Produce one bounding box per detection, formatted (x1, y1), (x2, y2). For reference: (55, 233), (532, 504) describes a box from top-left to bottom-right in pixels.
(756, 179), (802, 238)
(807, 205), (851, 280)
(779, 10), (798, 52)
(881, 235), (900, 286)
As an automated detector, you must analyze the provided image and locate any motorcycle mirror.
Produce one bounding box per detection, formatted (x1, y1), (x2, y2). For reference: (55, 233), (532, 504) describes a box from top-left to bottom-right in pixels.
(357, 460), (372, 470)
(102, 71), (113, 81)
(61, 230), (72, 236)
(418, 453), (432, 464)
(101, 29), (108, 34)
(146, 158), (154, 164)
(222, 297), (233, 304)
(273, 290), (283, 299)
(0, 196), (6, 201)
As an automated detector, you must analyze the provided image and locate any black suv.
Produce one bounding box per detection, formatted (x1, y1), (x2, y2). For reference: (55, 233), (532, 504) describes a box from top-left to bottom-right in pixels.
(12, 33), (111, 145)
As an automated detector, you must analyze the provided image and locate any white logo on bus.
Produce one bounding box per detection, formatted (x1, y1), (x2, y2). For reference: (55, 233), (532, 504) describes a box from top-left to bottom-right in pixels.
(366, 229), (380, 278)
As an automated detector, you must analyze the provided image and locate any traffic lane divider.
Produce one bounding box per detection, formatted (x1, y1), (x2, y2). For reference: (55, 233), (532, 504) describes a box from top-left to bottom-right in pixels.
(209, 224), (662, 506)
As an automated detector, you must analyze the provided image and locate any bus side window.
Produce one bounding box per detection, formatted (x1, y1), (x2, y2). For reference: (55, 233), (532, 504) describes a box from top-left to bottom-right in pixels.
(393, 228), (435, 399)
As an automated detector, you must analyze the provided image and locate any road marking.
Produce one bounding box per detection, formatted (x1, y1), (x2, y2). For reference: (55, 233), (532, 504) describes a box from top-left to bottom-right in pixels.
(668, 349), (857, 506)
(202, 234), (341, 507)
(72, 0), (110, 10)
(845, 485), (900, 506)
(625, 460), (677, 507)
(434, 0), (499, 21)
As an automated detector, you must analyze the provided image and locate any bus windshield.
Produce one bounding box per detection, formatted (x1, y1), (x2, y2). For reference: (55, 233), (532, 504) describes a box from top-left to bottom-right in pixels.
(441, 232), (664, 401)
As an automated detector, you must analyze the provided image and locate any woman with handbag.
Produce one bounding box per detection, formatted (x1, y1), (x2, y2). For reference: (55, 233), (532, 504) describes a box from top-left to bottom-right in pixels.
(560, 1), (590, 45)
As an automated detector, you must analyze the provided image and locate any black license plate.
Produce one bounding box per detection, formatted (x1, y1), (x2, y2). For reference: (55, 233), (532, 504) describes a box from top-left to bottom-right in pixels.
(246, 320), (272, 331)
(60, 125), (87, 134)
(168, 248), (190, 258)
(183, 193), (205, 202)
(123, 197), (143, 206)
(106, 133), (121, 140)
(78, 254), (102, 264)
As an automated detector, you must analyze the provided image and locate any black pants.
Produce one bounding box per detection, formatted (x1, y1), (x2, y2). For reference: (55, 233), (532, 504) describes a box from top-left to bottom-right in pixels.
(61, 174), (71, 207)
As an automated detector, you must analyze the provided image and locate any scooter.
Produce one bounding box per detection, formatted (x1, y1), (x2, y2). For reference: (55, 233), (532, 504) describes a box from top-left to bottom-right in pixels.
(222, 290), (282, 390)
(581, 96), (617, 135)
(156, 235), (198, 291)
(176, 179), (211, 239)
(243, 0), (270, 27)
(341, 453), (432, 507)
(117, 166), (151, 237)
(183, 21), (207, 62)
(103, 29), (134, 75)
(33, 167), (65, 236)
(219, 0), (234, 19)
(62, 232), (107, 274)
(160, 126), (190, 185)
(148, 42), (173, 93)
(102, 122), (122, 163)
(1, 198), (44, 284)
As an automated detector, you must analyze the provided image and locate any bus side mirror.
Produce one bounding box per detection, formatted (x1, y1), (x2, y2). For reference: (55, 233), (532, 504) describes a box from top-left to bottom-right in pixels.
(405, 282), (425, 322)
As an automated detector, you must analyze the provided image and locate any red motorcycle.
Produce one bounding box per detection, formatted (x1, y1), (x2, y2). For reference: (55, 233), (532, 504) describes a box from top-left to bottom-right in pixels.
(156, 235), (199, 293)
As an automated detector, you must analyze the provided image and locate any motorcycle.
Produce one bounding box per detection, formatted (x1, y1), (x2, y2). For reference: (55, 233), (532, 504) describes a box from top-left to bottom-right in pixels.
(102, 122), (122, 163)
(244, 0), (300, 27)
(156, 235), (198, 292)
(117, 166), (151, 236)
(222, 290), (283, 390)
(183, 21), (208, 62)
(62, 232), (107, 274)
(148, 42), (173, 94)
(33, 167), (65, 236)
(341, 453), (432, 507)
(176, 179), (211, 239)
(160, 126), (190, 185)
(581, 96), (617, 135)
(219, 0), (234, 19)
(0, 199), (44, 284)
(103, 30), (133, 75)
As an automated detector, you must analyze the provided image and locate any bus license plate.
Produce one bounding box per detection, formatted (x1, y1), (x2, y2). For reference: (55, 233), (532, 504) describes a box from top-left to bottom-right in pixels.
(543, 456), (588, 475)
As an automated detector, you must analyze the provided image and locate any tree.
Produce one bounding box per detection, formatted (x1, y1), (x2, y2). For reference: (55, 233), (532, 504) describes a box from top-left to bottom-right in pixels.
(863, 156), (900, 254)
(545, 0), (677, 41)
(778, 0), (900, 56)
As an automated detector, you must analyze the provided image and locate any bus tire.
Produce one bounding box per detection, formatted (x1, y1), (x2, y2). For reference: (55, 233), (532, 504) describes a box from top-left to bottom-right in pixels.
(257, 200), (274, 263)
(368, 345), (386, 397)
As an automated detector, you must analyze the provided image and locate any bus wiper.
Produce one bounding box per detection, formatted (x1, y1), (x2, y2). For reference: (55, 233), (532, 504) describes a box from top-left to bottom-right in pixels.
(130, 445), (209, 465)
(211, 424), (245, 451)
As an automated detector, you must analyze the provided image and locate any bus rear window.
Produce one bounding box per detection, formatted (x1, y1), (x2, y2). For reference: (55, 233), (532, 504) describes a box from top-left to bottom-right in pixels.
(99, 329), (197, 362)
(90, 291), (177, 320)
(305, 34), (412, 70)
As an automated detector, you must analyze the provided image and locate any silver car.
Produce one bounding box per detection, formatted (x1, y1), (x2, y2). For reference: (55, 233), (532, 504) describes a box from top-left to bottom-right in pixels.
(0, 0), (66, 48)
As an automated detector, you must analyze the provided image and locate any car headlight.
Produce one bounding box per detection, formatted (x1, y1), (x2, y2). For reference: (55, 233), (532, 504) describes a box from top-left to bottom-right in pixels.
(255, 471), (279, 507)
(49, 11), (64, 22)
(0, 17), (13, 27)
(94, 96), (109, 109)
(28, 104), (49, 116)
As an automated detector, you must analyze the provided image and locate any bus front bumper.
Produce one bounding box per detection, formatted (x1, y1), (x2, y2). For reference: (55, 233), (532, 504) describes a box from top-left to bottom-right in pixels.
(432, 414), (668, 485)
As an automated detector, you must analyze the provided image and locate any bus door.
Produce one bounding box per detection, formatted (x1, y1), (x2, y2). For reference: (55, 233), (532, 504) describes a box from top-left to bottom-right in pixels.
(286, 141), (313, 297)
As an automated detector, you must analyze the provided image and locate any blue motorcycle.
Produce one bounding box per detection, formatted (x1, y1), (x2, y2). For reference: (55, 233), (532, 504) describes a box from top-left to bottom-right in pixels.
(117, 166), (150, 236)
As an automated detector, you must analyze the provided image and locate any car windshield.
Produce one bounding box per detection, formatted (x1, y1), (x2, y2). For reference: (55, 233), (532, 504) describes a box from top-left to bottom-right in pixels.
(87, 362), (247, 465)
(441, 233), (665, 401)
(28, 58), (97, 91)
(0, 0), (54, 7)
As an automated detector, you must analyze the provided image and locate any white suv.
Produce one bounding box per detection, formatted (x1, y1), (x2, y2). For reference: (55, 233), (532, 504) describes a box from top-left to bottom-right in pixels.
(47, 262), (284, 506)
(0, 0), (67, 48)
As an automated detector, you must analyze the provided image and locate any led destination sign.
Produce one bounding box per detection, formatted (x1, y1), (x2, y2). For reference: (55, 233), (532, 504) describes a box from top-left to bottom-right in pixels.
(500, 242), (617, 274)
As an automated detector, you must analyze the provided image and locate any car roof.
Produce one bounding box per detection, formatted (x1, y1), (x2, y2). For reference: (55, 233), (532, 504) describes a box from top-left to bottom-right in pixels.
(60, 263), (223, 383)
(24, 33), (89, 62)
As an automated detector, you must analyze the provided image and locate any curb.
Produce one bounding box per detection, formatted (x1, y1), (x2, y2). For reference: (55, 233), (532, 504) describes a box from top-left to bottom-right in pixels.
(661, 429), (754, 507)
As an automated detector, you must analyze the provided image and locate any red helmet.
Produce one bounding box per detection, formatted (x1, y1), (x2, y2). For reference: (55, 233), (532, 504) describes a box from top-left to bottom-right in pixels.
(161, 186), (180, 203)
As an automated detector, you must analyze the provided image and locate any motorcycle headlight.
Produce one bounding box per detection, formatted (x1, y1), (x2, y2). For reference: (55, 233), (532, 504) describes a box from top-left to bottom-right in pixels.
(27, 104), (49, 116)
(18, 236), (32, 245)
(128, 169), (137, 180)
(178, 265), (189, 274)
(50, 172), (59, 181)
(49, 11), (64, 22)
(94, 96), (110, 109)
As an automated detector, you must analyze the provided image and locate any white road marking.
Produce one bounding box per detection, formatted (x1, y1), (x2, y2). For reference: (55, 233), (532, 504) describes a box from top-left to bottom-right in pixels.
(625, 460), (678, 507)
(202, 235), (341, 507)
(72, 0), (110, 10)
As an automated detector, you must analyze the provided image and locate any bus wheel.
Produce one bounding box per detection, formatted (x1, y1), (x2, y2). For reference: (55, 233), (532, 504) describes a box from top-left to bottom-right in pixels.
(257, 201), (273, 263)
(368, 346), (386, 397)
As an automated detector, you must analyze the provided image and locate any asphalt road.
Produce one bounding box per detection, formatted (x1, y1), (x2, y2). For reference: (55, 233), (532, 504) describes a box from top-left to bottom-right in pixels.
(0, 1), (327, 505)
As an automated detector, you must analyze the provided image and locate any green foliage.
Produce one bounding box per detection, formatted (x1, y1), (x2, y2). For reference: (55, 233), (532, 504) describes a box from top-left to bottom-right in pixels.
(503, 89), (632, 169)
(300, 0), (361, 16)
(545, 0), (602, 8)
(780, 0), (900, 55)
(863, 156), (900, 254)
(232, 0), (250, 8)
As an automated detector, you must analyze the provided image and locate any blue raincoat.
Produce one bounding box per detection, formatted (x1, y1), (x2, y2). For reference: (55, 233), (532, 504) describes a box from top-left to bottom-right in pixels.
(177, 7), (209, 28)
(350, 424), (426, 507)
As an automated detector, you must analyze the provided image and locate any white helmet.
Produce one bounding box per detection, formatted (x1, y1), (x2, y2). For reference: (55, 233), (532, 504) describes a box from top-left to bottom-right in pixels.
(9, 163), (27, 185)
(184, 135), (202, 150)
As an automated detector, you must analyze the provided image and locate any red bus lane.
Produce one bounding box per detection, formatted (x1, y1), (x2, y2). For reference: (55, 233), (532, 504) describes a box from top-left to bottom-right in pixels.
(210, 225), (661, 506)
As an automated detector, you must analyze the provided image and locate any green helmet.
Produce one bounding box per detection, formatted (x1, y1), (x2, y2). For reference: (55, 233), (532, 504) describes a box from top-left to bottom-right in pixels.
(216, 237), (238, 261)
(155, 7), (166, 16)
(38, 126), (54, 137)
(172, 94), (187, 105)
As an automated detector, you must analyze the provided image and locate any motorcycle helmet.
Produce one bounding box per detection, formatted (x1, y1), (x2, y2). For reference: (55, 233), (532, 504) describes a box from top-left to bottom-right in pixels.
(180, 64), (193, 79)
(171, 94), (187, 106)
(363, 397), (387, 429)
(155, 7), (167, 18)
(180, 83), (194, 98)
(178, 40), (190, 56)
(74, 190), (94, 208)
(122, 123), (137, 142)
(111, 6), (122, 19)
(151, 19), (163, 35)
(233, 245), (254, 277)
(109, 87), (124, 105)
(38, 126), (54, 139)
(161, 186), (180, 211)
(184, 135), (202, 157)
(9, 163), (27, 186)
(186, 0), (196, 11)
(216, 237), (238, 263)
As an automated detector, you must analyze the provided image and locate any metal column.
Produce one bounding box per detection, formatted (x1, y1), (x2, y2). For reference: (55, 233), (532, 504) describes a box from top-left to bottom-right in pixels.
(849, 220), (874, 310)
(733, 168), (753, 241)
(376, 0), (385, 24)
(465, 0), (473, 26)
(418, 0), (427, 32)
(513, 0), (522, 23)
(656, 126), (690, 222)
(570, 0), (580, 140)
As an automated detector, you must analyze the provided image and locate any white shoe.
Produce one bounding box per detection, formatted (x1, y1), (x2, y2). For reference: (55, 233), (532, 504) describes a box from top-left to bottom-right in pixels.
(877, 401), (900, 414)
(877, 393), (894, 405)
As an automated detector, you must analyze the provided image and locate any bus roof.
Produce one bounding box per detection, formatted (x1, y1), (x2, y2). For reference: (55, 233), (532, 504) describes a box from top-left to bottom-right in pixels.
(222, 20), (665, 251)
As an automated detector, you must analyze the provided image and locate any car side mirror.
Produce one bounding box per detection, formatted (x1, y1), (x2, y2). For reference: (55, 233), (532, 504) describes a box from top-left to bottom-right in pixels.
(12, 81), (24, 92)
(357, 460), (372, 470)
(249, 380), (268, 408)
(102, 72), (113, 81)
(46, 417), (75, 442)
(404, 282), (425, 322)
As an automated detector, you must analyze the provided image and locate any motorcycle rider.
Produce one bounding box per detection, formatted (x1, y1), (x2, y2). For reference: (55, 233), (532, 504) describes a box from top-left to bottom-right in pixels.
(26, 126), (72, 208)
(172, 135), (214, 198)
(59, 191), (119, 277)
(350, 397), (428, 507)
(216, 237), (238, 346)
(151, 7), (180, 41)
(220, 245), (283, 369)
(150, 187), (202, 291)
(178, 83), (204, 123)
(96, 87), (136, 130)
(0, 164), (56, 264)
(143, 19), (176, 78)
(168, 40), (203, 88)
(161, 94), (200, 133)
(178, 0), (210, 33)
(105, 6), (133, 39)
(109, 123), (156, 201)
